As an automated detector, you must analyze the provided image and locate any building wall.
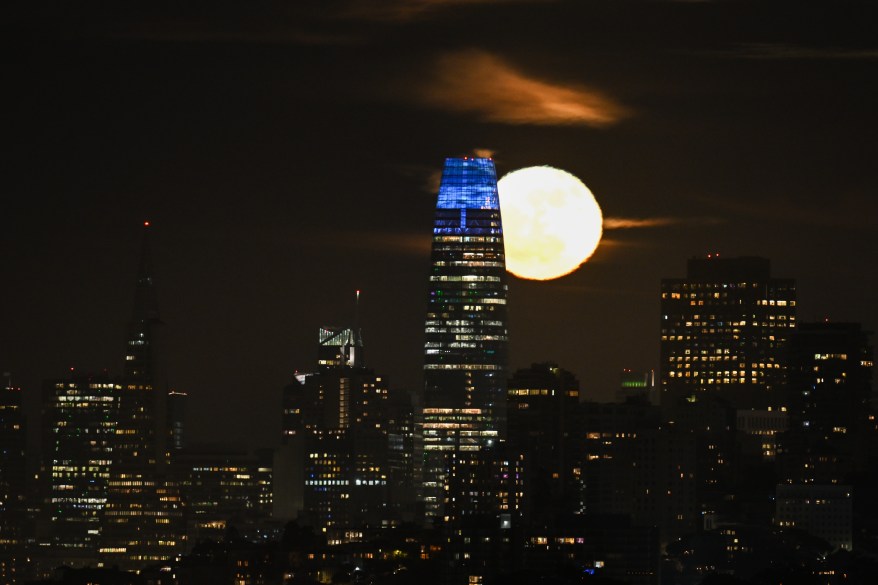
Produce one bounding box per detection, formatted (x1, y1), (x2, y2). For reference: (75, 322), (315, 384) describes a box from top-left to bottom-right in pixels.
(661, 256), (796, 410)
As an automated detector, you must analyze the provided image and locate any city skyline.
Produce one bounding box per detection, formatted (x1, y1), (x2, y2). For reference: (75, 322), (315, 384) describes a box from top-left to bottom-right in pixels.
(6, 1), (878, 450)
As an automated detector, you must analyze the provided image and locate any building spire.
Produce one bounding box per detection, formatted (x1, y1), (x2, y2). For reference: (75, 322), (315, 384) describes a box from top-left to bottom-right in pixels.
(124, 221), (161, 381)
(133, 220), (160, 324)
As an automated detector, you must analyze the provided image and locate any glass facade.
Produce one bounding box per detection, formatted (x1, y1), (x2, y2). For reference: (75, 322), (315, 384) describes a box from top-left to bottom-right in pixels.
(318, 326), (364, 370)
(283, 325), (412, 542)
(660, 256), (796, 410)
(0, 380), (25, 583)
(42, 376), (117, 563)
(100, 225), (185, 569)
(422, 157), (509, 520)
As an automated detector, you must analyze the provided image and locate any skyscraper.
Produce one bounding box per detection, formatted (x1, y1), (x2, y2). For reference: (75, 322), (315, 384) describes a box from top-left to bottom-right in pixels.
(168, 390), (187, 451)
(660, 256), (796, 410)
(99, 223), (185, 569)
(1, 375), (26, 584)
(281, 317), (412, 542)
(780, 322), (874, 484)
(506, 363), (580, 522)
(422, 157), (508, 521)
(616, 368), (657, 404)
(788, 322), (873, 438)
(318, 325), (364, 371)
(41, 373), (117, 565)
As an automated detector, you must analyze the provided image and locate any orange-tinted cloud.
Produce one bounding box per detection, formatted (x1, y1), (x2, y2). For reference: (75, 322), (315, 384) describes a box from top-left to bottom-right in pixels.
(472, 148), (496, 158)
(420, 50), (628, 127)
(603, 216), (720, 229)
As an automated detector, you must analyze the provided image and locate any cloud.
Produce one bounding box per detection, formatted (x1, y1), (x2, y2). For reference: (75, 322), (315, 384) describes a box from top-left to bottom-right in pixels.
(735, 43), (878, 60)
(419, 50), (629, 127)
(603, 216), (720, 229)
(473, 148), (496, 158)
(425, 170), (443, 194)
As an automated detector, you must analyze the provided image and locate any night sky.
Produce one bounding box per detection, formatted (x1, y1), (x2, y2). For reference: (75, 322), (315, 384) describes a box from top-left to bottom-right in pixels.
(6, 1), (878, 450)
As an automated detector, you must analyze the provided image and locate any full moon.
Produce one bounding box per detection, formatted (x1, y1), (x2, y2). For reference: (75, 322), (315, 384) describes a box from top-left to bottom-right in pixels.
(497, 166), (603, 280)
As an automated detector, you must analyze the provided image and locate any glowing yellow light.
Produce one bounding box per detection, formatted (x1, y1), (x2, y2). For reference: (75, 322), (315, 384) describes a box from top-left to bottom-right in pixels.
(498, 166), (602, 280)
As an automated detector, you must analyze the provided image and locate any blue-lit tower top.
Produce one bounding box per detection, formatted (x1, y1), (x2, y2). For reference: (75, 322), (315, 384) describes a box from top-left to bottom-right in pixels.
(423, 156), (508, 414)
(435, 157), (502, 213)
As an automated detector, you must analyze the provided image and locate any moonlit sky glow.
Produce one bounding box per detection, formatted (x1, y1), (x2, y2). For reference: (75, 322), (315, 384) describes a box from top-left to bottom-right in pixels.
(5, 1), (878, 449)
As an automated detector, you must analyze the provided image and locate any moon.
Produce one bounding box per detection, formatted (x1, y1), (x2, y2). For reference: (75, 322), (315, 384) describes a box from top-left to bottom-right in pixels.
(497, 166), (603, 280)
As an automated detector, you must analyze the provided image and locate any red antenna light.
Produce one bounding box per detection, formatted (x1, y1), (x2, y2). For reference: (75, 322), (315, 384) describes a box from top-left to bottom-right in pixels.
(144, 221), (151, 227)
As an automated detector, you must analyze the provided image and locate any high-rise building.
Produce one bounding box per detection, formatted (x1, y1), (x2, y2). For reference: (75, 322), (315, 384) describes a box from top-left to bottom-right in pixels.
(385, 388), (417, 523)
(282, 318), (413, 542)
(660, 256), (796, 410)
(168, 391), (187, 451)
(506, 363), (580, 522)
(778, 322), (874, 485)
(580, 400), (696, 544)
(422, 157), (508, 521)
(99, 223), (185, 569)
(616, 368), (657, 404)
(41, 374), (118, 565)
(318, 325), (364, 371)
(775, 484), (852, 551)
(172, 447), (273, 542)
(1, 375), (27, 584)
(787, 322), (873, 439)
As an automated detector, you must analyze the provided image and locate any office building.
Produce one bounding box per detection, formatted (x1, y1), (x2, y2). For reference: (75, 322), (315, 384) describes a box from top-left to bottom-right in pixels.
(775, 484), (852, 551)
(422, 157), (508, 521)
(737, 408), (789, 462)
(318, 325), (364, 371)
(99, 224), (185, 569)
(779, 322), (874, 485)
(172, 447), (273, 542)
(1, 376), (27, 584)
(168, 391), (187, 451)
(506, 363), (581, 522)
(41, 373), (118, 565)
(616, 369), (657, 404)
(282, 319), (413, 541)
(580, 401), (696, 544)
(787, 322), (873, 439)
(660, 256), (796, 410)
(524, 517), (659, 585)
